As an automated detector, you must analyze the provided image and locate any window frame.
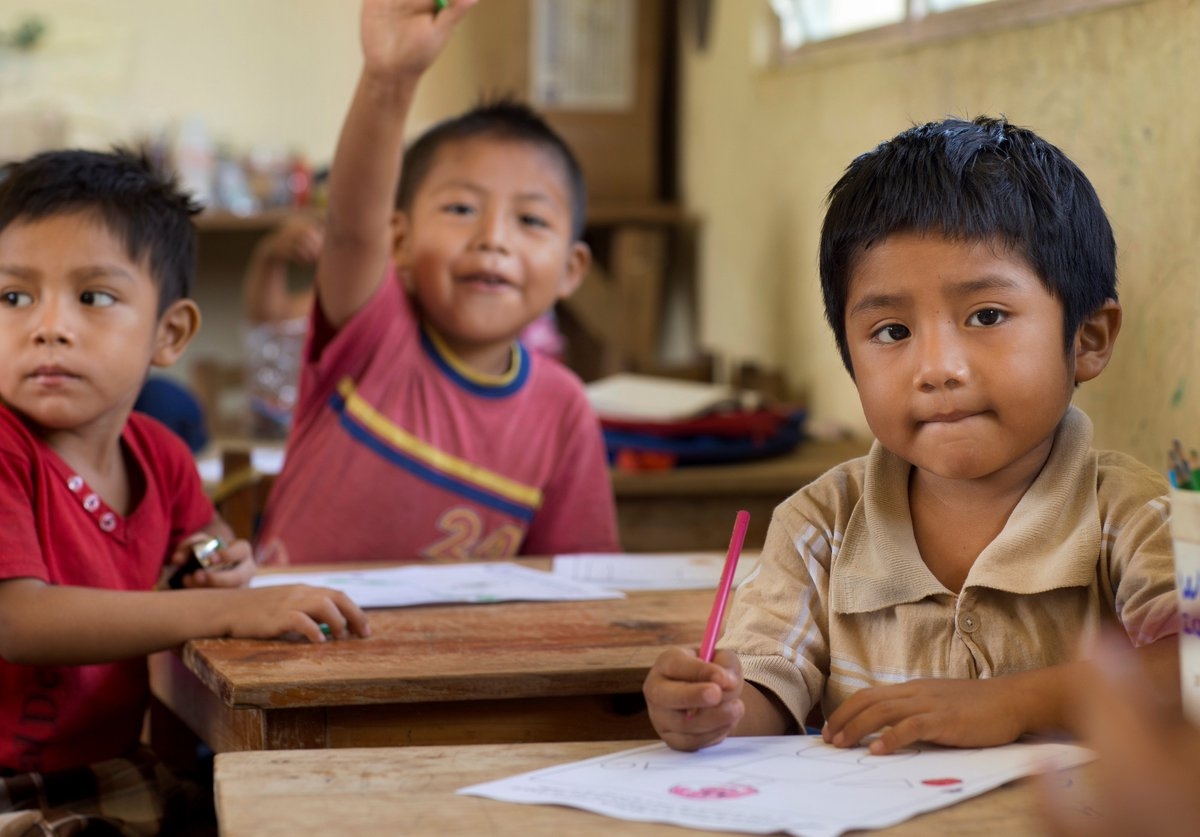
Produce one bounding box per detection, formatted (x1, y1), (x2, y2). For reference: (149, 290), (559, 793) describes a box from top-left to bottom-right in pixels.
(770, 0), (1156, 66)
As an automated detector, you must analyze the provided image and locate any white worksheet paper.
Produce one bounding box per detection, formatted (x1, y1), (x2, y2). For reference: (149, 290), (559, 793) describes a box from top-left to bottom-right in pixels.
(458, 735), (1093, 837)
(551, 553), (757, 591)
(250, 562), (623, 609)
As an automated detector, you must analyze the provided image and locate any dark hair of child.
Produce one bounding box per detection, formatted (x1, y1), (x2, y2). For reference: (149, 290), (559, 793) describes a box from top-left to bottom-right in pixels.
(0, 148), (200, 315)
(819, 115), (1117, 375)
(395, 99), (588, 241)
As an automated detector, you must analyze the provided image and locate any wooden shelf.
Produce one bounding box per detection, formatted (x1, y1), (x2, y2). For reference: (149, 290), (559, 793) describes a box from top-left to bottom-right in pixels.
(194, 207), (302, 233)
(586, 201), (692, 226)
(196, 201), (692, 234)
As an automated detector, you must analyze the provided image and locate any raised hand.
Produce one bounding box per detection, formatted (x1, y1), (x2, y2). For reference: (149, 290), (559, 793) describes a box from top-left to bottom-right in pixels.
(359, 0), (480, 84)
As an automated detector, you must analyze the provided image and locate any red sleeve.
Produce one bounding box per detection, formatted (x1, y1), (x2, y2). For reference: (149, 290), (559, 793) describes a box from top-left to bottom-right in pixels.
(520, 394), (620, 555)
(294, 277), (414, 430)
(0, 449), (48, 581)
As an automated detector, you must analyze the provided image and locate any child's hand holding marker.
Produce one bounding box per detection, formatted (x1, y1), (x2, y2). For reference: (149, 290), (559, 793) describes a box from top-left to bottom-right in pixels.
(1169, 440), (1199, 490)
(644, 646), (746, 751)
(644, 511), (751, 751)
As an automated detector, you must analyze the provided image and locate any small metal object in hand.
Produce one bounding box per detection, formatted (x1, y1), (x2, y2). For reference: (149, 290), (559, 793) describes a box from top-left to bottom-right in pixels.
(167, 536), (227, 589)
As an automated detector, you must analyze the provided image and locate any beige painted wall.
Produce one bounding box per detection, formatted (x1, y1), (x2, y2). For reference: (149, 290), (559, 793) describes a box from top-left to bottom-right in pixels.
(0, 0), (512, 386)
(0, 0), (478, 159)
(684, 0), (1200, 468)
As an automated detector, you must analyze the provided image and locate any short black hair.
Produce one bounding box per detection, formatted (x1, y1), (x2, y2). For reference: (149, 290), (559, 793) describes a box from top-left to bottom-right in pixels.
(395, 99), (588, 241)
(0, 148), (200, 315)
(819, 115), (1116, 375)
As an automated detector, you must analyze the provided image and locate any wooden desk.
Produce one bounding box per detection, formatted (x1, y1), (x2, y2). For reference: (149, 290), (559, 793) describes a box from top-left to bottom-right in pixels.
(214, 742), (1101, 836)
(613, 437), (871, 552)
(150, 565), (710, 753)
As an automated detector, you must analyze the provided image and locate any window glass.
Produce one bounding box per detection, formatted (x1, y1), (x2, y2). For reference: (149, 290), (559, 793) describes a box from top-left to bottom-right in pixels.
(926, 0), (997, 11)
(770, 0), (1140, 61)
(770, 0), (907, 48)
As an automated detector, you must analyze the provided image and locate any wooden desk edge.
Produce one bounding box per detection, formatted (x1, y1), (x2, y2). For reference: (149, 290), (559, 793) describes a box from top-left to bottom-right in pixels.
(158, 580), (708, 710)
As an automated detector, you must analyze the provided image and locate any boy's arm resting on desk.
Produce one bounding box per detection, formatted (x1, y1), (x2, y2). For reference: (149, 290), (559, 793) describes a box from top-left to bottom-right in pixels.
(822, 635), (1180, 755)
(317, 0), (478, 329)
(0, 577), (370, 666)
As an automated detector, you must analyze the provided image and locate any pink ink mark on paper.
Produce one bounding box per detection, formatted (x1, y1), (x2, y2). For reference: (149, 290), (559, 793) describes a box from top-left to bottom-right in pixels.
(669, 784), (758, 800)
(921, 778), (963, 787)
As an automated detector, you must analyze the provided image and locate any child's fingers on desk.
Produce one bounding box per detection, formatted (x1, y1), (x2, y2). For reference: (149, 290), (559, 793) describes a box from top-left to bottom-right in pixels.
(321, 586), (371, 637)
(233, 584), (367, 641)
(285, 587), (370, 641)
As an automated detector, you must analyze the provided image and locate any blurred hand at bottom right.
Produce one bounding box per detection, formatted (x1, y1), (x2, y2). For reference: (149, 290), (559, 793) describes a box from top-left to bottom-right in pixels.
(1039, 631), (1200, 837)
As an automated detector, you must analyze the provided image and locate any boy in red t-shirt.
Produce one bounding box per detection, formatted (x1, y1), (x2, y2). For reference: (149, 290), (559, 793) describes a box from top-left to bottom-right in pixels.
(0, 148), (369, 830)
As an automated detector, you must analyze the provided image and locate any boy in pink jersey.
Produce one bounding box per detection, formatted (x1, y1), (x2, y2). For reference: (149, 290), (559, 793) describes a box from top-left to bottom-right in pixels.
(0, 148), (369, 831)
(256, 0), (619, 565)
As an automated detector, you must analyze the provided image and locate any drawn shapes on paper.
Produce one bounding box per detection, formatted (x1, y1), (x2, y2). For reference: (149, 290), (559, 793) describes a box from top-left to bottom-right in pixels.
(920, 777), (965, 794)
(600, 756), (687, 772)
(726, 755), (864, 783)
(668, 783), (759, 800)
(838, 778), (916, 790)
(852, 749), (920, 767)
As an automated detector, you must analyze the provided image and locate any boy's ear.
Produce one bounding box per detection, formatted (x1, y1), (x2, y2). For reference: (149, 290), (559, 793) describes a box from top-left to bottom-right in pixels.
(389, 211), (415, 291)
(151, 299), (201, 368)
(390, 211), (410, 267)
(1073, 298), (1122, 384)
(555, 241), (592, 300)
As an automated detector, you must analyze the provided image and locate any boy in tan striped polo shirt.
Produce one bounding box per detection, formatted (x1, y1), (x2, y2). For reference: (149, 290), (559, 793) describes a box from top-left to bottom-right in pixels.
(644, 116), (1179, 754)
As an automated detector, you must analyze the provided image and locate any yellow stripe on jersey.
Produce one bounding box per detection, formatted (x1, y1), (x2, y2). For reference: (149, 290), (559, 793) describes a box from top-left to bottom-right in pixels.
(336, 378), (543, 510)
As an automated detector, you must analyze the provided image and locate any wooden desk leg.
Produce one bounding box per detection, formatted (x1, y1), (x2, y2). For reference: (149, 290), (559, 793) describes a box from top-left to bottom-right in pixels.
(151, 651), (325, 752)
(148, 694), (204, 772)
(611, 224), (669, 372)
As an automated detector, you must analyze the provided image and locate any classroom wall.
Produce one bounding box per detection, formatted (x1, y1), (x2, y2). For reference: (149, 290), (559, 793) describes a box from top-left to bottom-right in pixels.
(0, 0), (480, 160)
(0, 0), (504, 384)
(682, 0), (1200, 468)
